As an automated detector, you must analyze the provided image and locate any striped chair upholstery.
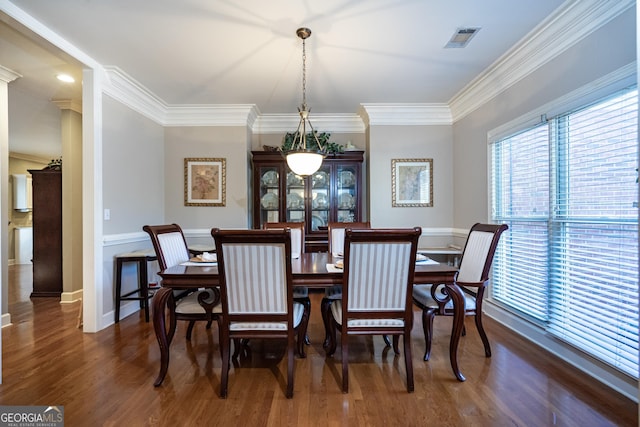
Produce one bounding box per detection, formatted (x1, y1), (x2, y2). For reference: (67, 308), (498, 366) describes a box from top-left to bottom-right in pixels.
(321, 221), (370, 347)
(325, 227), (421, 393)
(263, 222), (311, 345)
(143, 224), (221, 342)
(413, 223), (508, 362)
(212, 228), (304, 399)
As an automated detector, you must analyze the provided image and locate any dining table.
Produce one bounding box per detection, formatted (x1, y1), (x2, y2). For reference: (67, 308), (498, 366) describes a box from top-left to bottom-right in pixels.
(152, 252), (464, 386)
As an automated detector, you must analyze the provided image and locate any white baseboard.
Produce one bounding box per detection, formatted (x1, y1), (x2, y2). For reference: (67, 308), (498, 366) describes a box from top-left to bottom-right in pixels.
(60, 289), (83, 303)
(1, 313), (11, 328)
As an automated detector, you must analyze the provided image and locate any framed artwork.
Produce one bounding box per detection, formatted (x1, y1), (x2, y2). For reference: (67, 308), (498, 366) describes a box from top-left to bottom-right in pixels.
(391, 158), (433, 207)
(184, 158), (226, 206)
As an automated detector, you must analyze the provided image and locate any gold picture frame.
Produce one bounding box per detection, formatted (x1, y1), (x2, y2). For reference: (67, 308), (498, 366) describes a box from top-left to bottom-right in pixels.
(391, 158), (433, 207)
(184, 158), (226, 206)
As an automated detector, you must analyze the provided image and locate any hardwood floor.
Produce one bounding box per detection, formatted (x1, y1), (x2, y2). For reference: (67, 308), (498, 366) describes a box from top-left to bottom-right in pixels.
(0, 264), (636, 426)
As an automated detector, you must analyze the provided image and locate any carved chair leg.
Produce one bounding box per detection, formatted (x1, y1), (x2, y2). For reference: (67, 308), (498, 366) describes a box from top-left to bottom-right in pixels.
(295, 297), (311, 346)
(383, 335), (391, 347)
(422, 308), (436, 361)
(296, 312), (308, 358)
(403, 332), (414, 392)
(321, 297), (333, 349)
(219, 330), (230, 398)
(185, 320), (197, 340)
(232, 338), (243, 359)
(325, 316), (338, 356)
(475, 313), (492, 357)
(286, 337), (295, 398)
(341, 328), (349, 393)
(392, 335), (400, 355)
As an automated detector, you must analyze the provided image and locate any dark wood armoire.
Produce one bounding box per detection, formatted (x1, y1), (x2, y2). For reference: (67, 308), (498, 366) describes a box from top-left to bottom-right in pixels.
(28, 168), (62, 297)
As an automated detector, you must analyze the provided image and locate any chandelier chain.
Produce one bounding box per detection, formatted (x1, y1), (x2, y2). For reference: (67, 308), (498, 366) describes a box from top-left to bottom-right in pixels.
(301, 37), (307, 110)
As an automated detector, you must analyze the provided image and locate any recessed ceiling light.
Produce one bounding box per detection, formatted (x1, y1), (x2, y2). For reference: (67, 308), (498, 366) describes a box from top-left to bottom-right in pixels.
(56, 74), (75, 83)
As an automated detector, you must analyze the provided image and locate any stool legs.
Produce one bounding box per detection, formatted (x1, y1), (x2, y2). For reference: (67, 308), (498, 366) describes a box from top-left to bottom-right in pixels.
(115, 259), (124, 323)
(139, 259), (150, 322)
(115, 256), (153, 323)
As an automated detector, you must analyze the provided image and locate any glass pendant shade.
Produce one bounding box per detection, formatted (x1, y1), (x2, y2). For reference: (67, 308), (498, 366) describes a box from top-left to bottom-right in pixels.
(286, 151), (324, 176)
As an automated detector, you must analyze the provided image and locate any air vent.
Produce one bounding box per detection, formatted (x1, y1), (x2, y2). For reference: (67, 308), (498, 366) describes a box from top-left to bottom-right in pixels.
(444, 27), (481, 48)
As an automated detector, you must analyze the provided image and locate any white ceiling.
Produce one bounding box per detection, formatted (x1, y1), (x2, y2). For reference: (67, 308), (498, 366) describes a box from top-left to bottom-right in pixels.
(1, 0), (567, 116)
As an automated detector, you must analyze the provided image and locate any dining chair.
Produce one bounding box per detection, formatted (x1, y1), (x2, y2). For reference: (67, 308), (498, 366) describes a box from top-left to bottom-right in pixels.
(143, 224), (221, 341)
(412, 223), (508, 361)
(212, 228), (305, 399)
(325, 227), (421, 393)
(263, 222), (310, 347)
(321, 221), (370, 348)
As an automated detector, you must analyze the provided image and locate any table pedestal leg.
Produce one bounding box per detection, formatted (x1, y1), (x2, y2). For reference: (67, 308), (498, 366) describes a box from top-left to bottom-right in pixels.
(153, 287), (175, 386)
(446, 283), (466, 382)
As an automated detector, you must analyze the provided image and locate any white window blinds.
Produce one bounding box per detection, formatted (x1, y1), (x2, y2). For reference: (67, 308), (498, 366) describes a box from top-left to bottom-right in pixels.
(490, 87), (638, 377)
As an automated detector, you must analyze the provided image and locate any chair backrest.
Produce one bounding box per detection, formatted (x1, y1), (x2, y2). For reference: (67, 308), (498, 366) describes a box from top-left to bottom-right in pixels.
(263, 222), (305, 259)
(143, 223), (190, 270)
(456, 223), (508, 284)
(212, 228), (294, 323)
(343, 227), (421, 318)
(327, 221), (371, 257)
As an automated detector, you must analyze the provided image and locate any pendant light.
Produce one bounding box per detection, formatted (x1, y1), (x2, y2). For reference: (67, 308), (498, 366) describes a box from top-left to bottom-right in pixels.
(283, 27), (325, 176)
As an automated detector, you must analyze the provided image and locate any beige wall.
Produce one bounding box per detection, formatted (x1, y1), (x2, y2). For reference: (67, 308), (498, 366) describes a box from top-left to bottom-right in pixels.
(61, 108), (83, 298)
(101, 96), (165, 315)
(368, 124), (454, 247)
(164, 126), (251, 231)
(102, 96), (165, 235)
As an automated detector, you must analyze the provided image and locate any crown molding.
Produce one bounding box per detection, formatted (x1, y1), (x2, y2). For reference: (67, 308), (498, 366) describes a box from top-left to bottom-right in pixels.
(449, 0), (635, 122)
(0, 65), (21, 83)
(51, 99), (82, 114)
(9, 151), (50, 163)
(359, 104), (452, 126)
(102, 66), (168, 124)
(163, 104), (258, 127)
(252, 113), (365, 134)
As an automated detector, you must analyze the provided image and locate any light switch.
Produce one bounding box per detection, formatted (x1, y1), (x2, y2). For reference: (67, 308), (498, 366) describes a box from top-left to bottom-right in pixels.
(104, 209), (111, 220)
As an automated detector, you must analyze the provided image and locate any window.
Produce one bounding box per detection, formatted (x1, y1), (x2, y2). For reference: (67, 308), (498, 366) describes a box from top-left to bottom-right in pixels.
(489, 86), (638, 377)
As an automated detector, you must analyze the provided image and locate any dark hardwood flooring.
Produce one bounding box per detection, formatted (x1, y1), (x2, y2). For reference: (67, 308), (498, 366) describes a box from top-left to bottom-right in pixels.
(0, 264), (636, 426)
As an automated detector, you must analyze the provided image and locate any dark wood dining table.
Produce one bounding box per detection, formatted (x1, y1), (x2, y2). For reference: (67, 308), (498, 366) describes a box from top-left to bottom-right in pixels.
(153, 252), (465, 386)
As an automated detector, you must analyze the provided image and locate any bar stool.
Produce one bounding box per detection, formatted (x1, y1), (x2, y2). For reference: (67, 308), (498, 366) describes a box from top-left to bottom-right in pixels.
(114, 249), (157, 323)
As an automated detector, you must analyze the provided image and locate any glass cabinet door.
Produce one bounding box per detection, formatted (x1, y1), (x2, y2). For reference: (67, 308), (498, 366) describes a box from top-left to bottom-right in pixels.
(258, 166), (280, 227)
(336, 164), (358, 223)
(309, 167), (330, 231)
(285, 171), (306, 225)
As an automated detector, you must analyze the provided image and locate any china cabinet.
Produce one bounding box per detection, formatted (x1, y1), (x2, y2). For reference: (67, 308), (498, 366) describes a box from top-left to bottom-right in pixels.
(251, 150), (364, 252)
(28, 168), (62, 297)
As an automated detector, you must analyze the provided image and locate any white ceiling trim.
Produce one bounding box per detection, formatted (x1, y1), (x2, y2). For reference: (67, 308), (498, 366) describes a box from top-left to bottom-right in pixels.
(449, 0), (635, 122)
(164, 104), (258, 127)
(359, 104), (453, 126)
(102, 66), (168, 123)
(0, 64), (21, 83)
(51, 99), (82, 114)
(252, 113), (365, 134)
